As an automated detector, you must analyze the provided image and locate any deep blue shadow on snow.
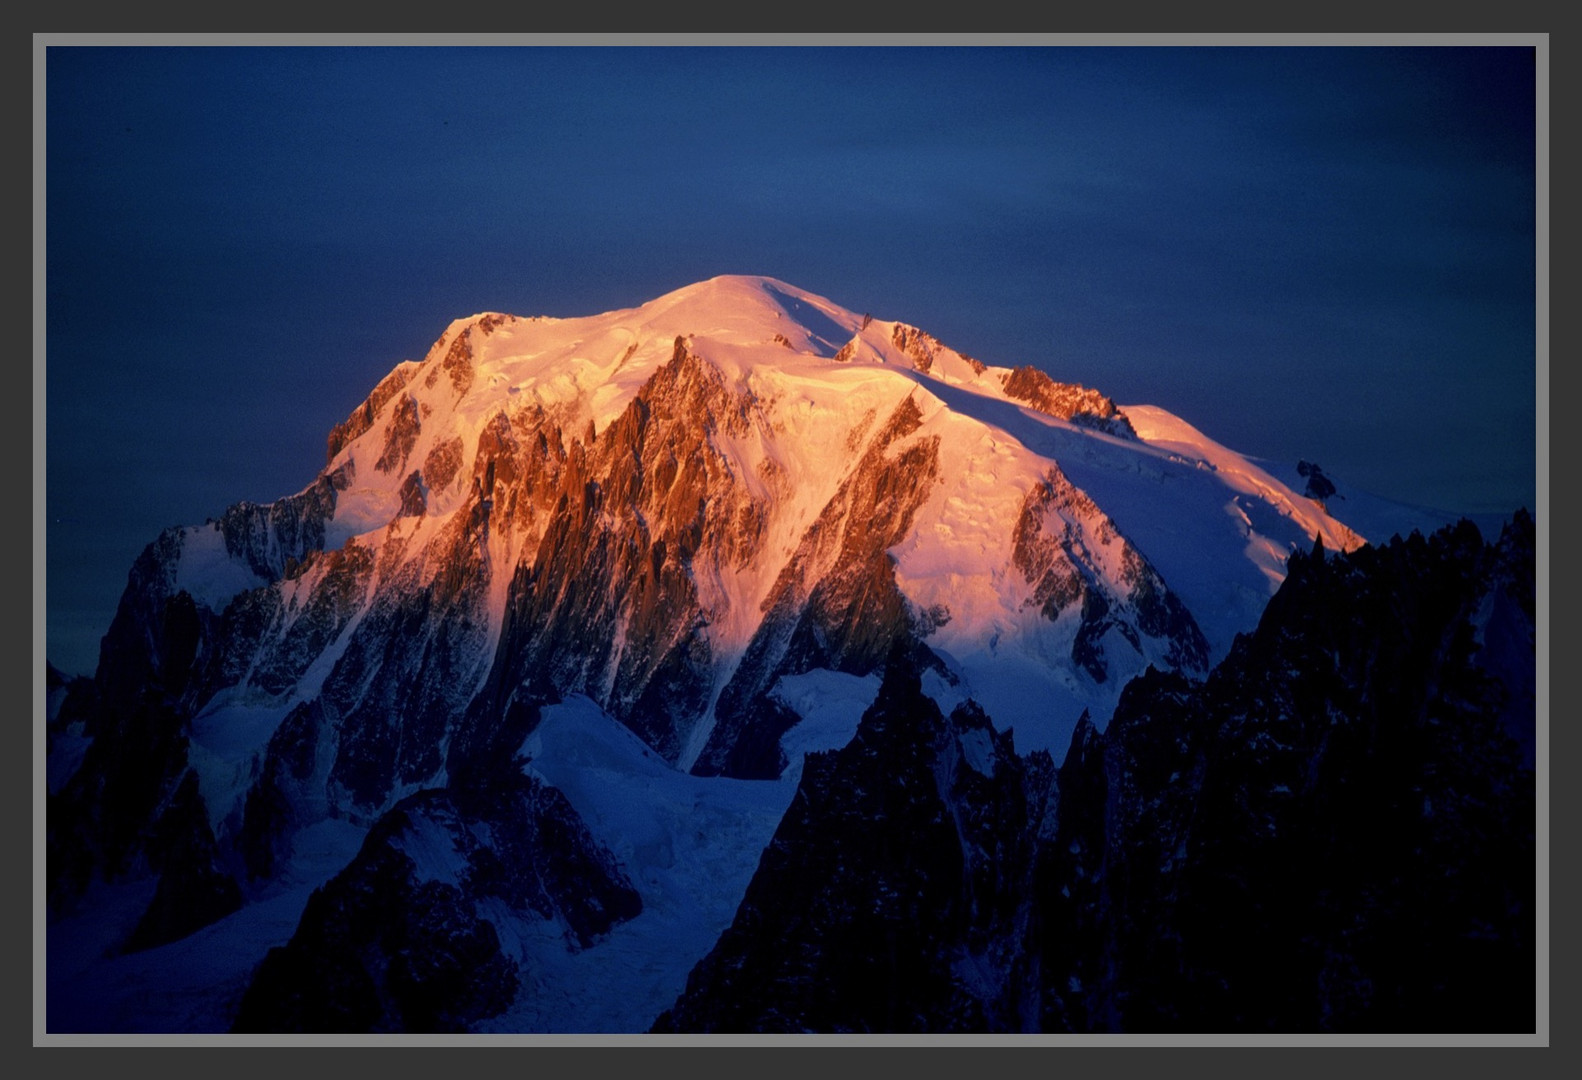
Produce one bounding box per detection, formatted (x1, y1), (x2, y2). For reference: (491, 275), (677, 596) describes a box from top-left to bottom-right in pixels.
(763, 283), (854, 357)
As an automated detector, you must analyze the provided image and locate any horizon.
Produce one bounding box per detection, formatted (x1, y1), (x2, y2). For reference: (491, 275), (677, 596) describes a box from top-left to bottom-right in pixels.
(43, 42), (1541, 677)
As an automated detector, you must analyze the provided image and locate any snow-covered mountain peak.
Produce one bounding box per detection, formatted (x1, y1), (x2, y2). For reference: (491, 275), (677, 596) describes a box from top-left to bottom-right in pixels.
(634, 274), (858, 338)
(144, 277), (1379, 790)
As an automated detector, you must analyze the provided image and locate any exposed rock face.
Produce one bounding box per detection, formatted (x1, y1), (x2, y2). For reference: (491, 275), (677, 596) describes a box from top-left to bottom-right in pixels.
(48, 446), (356, 928)
(891, 322), (940, 373)
(249, 540), (376, 698)
(238, 700), (332, 881)
(1001, 365), (1136, 438)
(1012, 465), (1209, 682)
(457, 337), (770, 769)
(690, 394), (941, 779)
(398, 470), (427, 518)
(655, 516), (1536, 1033)
(431, 321), (481, 396)
(317, 521), (494, 814)
(375, 393), (422, 474)
(327, 363), (418, 465)
(51, 328), (788, 936)
(215, 461), (352, 584)
(423, 435), (465, 492)
(233, 770), (641, 1033)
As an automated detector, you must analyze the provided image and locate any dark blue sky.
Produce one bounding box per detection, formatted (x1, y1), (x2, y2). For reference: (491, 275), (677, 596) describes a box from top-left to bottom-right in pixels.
(44, 44), (1540, 675)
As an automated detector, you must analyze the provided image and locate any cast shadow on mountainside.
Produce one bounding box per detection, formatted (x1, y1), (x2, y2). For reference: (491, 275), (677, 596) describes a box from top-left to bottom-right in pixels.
(762, 283), (851, 356)
(891, 364), (1133, 466)
(655, 514), (1536, 1034)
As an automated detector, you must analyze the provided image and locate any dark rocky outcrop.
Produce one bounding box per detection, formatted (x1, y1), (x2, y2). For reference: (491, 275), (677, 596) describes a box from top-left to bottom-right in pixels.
(48, 455), (353, 922)
(233, 771), (641, 1033)
(891, 322), (939, 373)
(48, 531), (242, 919)
(318, 518), (494, 813)
(398, 469), (428, 517)
(423, 435), (465, 493)
(1297, 459), (1338, 504)
(237, 699), (333, 881)
(248, 539), (376, 698)
(656, 649), (1055, 1033)
(122, 771), (243, 953)
(1001, 365), (1137, 439)
(1039, 516), (1536, 1033)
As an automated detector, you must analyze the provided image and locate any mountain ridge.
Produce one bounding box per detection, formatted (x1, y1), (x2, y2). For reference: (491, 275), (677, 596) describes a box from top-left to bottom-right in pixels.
(44, 275), (1531, 1035)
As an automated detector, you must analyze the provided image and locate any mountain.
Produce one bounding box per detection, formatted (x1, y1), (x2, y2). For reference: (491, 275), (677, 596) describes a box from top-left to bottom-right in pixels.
(43, 276), (1532, 1034)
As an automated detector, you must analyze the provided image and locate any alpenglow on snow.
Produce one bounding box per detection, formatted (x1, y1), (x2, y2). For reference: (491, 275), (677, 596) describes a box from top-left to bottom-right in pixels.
(51, 274), (1515, 1037)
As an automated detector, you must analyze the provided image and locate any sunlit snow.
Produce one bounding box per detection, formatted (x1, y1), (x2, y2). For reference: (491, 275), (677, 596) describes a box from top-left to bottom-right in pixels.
(49, 274), (1463, 1034)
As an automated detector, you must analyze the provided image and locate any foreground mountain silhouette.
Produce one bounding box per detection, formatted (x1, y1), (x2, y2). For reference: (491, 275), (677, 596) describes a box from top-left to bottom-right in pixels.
(46, 276), (1533, 1033)
(653, 516), (1534, 1033)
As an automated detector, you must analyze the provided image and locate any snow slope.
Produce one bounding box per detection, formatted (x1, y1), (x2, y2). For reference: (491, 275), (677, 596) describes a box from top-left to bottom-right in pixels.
(490, 689), (877, 1032)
